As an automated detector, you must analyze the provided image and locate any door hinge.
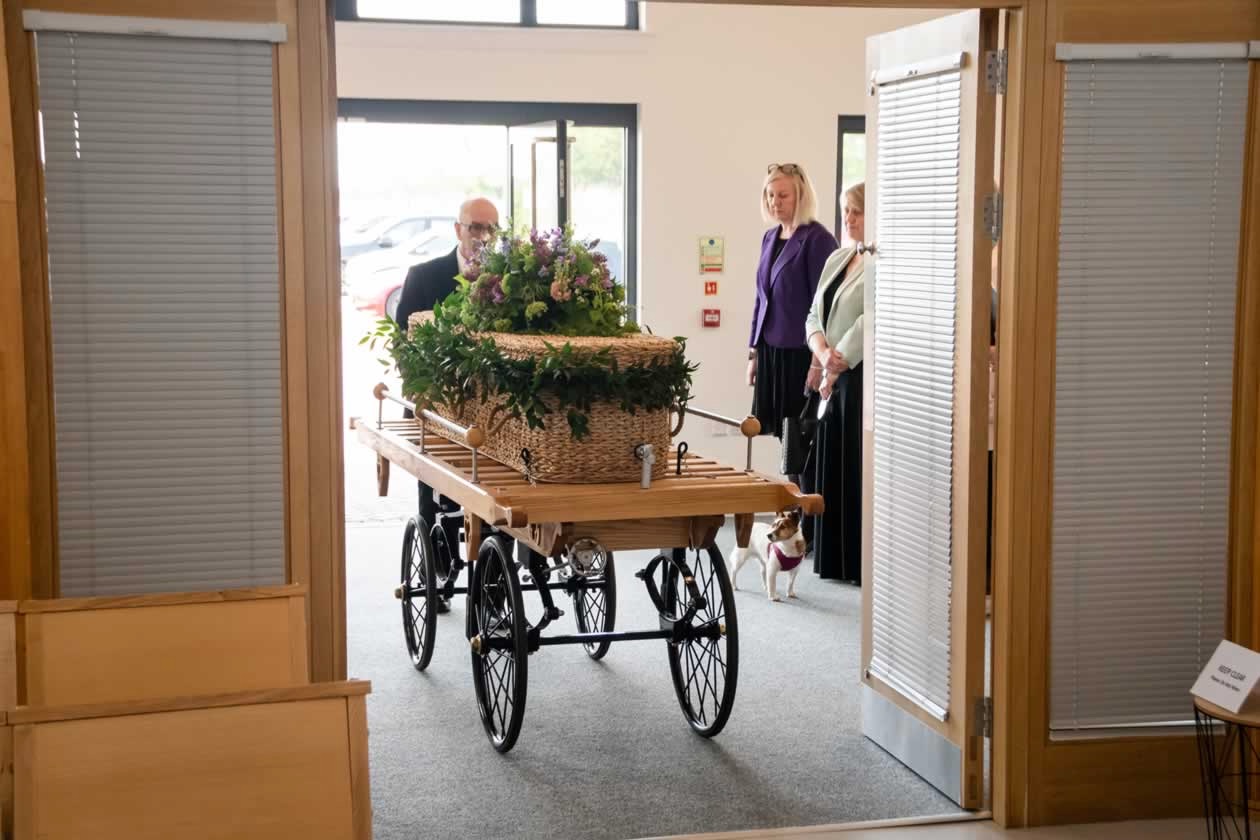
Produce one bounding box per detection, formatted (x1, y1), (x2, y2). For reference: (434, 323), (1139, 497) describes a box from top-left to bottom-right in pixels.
(983, 193), (1003, 243)
(985, 49), (1008, 95)
(974, 696), (993, 738)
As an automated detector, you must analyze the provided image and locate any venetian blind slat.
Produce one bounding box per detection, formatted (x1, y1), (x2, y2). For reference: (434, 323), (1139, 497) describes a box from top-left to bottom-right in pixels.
(869, 70), (962, 721)
(36, 30), (285, 596)
(1050, 58), (1246, 731)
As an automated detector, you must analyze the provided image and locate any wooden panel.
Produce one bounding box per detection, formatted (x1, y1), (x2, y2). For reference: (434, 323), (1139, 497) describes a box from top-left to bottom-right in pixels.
(8, 680), (369, 725)
(12, 683), (370, 840)
(1052, 0), (1259, 42)
(17, 583), (306, 613)
(0, 0), (36, 604)
(1039, 737), (1204, 824)
(662, 0), (1016, 7)
(346, 694), (372, 840)
(503, 516), (727, 557)
(1, 719), (11, 840)
(20, 0), (281, 22)
(0, 604), (15, 711)
(20, 590), (309, 706)
(274, 0), (345, 684)
(1240, 32), (1260, 658)
(992, 2), (1048, 828)
(997, 0), (1260, 827)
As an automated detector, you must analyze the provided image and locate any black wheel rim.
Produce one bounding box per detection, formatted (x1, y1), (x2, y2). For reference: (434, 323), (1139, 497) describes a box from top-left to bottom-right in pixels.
(469, 537), (528, 752)
(664, 544), (739, 737)
(400, 517), (437, 671)
(572, 553), (616, 660)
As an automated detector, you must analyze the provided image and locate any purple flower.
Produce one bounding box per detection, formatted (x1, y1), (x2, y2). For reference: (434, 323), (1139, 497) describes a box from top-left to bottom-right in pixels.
(492, 288), (506, 304)
(574, 275), (589, 288)
(602, 277), (613, 291)
(592, 251), (607, 265)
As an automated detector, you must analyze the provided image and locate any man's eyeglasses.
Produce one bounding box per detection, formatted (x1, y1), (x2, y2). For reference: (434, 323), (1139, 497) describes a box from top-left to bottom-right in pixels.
(460, 221), (496, 237)
(767, 163), (802, 175)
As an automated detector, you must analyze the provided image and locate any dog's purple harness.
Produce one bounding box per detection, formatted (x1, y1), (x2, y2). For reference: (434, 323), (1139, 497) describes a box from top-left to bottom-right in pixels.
(771, 544), (804, 572)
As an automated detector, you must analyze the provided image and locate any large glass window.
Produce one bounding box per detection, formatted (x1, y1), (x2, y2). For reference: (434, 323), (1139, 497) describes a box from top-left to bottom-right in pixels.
(836, 115), (866, 246)
(340, 0), (638, 29)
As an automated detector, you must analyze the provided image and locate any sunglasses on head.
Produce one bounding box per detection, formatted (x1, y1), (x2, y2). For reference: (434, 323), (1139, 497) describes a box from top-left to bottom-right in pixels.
(767, 163), (802, 175)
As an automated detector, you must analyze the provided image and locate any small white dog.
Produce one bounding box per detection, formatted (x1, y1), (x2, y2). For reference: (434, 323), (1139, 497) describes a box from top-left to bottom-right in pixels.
(730, 509), (807, 602)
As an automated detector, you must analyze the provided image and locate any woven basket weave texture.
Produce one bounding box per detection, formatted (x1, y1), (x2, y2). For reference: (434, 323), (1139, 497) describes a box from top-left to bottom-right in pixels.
(421, 332), (679, 484)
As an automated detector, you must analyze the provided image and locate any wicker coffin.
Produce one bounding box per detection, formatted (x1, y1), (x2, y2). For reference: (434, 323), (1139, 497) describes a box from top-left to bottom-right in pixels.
(419, 331), (681, 484)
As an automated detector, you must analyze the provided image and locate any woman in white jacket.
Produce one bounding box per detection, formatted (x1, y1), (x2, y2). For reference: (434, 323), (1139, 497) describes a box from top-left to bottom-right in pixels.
(803, 182), (865, 584)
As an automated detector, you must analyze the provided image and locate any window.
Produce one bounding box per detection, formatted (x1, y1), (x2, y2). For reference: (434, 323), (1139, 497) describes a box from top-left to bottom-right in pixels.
(34, 28), (285, 595)
(1049, 53), (1247, 731)
(835, 115), (866, 245)
(337, 0), (639, 29)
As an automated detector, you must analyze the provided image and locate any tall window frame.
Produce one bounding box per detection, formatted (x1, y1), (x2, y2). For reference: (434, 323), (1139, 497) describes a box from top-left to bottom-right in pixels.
(333, 0), (641, 30)
(338, 98), (639, 308)
(835, 114), (866, 241)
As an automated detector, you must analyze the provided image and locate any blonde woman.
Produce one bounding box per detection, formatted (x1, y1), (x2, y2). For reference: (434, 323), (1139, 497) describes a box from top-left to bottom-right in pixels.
(803, 182), (865, 583)
(748, 163), (839, 460)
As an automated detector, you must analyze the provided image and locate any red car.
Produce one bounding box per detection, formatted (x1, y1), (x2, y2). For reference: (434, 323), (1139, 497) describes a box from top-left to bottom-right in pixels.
(346, 231), (457, 320)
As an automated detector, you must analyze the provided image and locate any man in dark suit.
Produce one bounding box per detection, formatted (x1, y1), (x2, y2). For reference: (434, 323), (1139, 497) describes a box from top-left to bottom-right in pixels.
(394, 196), (499, 331)
(394, 197), (498, 614)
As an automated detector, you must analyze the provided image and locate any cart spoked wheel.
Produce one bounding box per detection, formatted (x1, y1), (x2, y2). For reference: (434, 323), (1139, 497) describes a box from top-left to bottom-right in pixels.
(430, 519), (457, 588)
(400, 516), (437, 671)
(663, 544), (739, 737)
(571, 552), (617, 660)
(468, 536), (528, 753)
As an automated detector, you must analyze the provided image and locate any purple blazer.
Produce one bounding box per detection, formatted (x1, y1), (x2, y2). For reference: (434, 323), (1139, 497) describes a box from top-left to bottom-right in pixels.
(749, 221), (839, 348)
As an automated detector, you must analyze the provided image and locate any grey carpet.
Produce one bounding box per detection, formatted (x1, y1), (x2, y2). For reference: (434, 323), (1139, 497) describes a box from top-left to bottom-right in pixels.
(347, 512), (963, 840)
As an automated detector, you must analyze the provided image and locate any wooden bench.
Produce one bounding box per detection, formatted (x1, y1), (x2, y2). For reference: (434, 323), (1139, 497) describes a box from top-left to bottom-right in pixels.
(10, 681), (371, 840)
(15, 584), (309, 706)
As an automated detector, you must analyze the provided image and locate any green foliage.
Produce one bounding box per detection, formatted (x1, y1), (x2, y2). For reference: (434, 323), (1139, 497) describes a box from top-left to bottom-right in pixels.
(367, 315), (697, 441)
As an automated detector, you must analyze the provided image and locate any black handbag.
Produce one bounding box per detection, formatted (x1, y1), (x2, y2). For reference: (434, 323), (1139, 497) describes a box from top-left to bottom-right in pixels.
(780, 390), (822, 476)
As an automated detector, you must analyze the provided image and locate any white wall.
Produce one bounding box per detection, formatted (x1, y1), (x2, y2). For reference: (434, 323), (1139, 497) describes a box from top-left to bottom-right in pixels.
(336, 2), (941, 470)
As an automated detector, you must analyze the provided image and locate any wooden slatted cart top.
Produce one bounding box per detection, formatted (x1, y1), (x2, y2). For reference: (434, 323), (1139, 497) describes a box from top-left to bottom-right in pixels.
(352, 418), (822, 528)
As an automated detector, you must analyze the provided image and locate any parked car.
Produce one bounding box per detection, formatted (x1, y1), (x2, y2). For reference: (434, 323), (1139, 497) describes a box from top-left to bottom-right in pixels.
(340, 214), (456, 262)
(347, 230), (458, 320)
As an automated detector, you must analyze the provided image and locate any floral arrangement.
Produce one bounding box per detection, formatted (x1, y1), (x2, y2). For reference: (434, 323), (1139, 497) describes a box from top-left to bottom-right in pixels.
(369, 225), (695, 442)
(447, 226), (637, 337)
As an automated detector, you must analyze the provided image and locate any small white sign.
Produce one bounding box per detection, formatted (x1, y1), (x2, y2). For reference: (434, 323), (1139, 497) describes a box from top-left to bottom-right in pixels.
(1191, 640), (1260, 713)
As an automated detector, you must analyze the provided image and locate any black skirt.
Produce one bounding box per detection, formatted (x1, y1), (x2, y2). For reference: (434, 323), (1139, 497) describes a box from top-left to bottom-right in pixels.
(808, 362), (863, 583)
(751, 343), (813, 439)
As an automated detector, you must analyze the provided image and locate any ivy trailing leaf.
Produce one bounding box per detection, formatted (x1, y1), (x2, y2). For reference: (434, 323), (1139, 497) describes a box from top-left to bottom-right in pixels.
(367, 313), (696, 441)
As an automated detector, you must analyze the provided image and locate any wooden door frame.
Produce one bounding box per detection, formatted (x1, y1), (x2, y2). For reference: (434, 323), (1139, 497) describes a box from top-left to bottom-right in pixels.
(3, 0), (1259, 830)
(0, 0), (346, 683)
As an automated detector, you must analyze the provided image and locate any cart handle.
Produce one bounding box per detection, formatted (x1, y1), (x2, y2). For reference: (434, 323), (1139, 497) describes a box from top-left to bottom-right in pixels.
(684, 407), (761, 471)
(373, 383), (487, 480)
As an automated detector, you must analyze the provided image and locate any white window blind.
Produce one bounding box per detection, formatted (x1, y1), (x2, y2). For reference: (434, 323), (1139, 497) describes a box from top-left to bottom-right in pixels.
(1050, 57), (1247, 730)
(869, 68), (961, 721)
(36, 31), (285, 596)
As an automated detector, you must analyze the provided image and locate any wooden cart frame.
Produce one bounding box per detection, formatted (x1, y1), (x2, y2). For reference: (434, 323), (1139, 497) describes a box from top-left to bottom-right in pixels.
(352, 384), (822, 752)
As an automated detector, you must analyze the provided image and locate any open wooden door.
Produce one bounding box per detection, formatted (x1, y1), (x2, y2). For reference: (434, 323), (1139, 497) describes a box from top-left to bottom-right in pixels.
(860, 9), (997, 810)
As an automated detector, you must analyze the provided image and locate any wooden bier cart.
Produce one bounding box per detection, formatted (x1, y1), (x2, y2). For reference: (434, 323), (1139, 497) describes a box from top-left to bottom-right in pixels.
(352, 384), (823, 752)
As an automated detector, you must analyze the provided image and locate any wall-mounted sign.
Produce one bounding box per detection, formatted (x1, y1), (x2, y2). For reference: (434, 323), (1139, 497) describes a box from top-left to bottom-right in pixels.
(704, 280), (718, 295)
(700, 236), (724, 274)
(701, 309), (721, 328)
